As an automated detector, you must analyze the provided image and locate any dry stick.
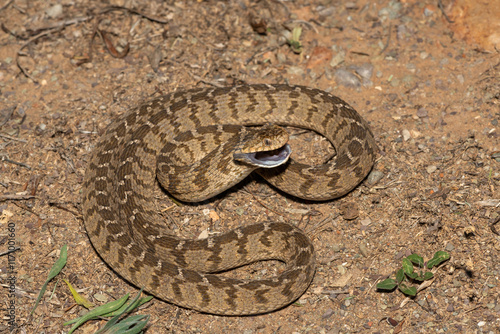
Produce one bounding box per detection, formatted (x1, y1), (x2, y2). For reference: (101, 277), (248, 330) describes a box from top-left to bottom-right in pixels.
(247, 188), (286, 218)
(81, 5), (166, 65)
(288, 19), (319, 34)
(0, 133), (27, 143)
(0, 104), (16, 127)
(0, 247), (20, 257)
(379, 24), (392, 55)
(305, 213), (339, 238)
(14, 17), (93, 82)
(99, 5), (169, 24)
(12, 201), (39, 217)
(190, 74), (226, 88)
(246, 46), (277, 65)
(0, 0), (13, 12)
(0, 194), (35, 202)
(490, 216), (500, 235)
(49, 202), (81, 218)
(0, 155), (31, 169)
(438, 0), (455, 24)
(16, 29), (57, 83)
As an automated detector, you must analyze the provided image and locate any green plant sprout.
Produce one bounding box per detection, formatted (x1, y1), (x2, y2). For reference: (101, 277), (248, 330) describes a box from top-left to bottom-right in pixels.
(377, 251), (450, 296)
(64, 289), (152, 334)
(287, 26), (303, 54)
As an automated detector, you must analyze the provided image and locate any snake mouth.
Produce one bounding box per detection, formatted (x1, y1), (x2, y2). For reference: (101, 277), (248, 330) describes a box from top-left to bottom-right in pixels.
(235, 144), (291, 168)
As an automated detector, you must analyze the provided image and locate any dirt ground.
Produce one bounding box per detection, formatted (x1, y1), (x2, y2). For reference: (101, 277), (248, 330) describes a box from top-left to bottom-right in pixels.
(0, 0), (499, 333)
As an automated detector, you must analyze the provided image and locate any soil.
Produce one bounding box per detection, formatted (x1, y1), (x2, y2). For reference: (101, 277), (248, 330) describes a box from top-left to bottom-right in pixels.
(0, 0), (499, 333)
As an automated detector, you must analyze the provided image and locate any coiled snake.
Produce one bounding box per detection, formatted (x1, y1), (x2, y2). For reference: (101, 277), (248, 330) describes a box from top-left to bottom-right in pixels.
(81, 84), (377, 315)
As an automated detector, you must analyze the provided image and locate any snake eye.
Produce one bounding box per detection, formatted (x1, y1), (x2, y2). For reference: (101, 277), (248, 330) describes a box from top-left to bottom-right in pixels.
(264, 139), (272, 146)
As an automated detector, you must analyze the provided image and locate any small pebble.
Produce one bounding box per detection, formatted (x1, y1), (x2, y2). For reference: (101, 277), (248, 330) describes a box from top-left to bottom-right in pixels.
(416, 107), (428, 118)
(402, 129), (411, 141)
(287, 66), (304, 76)
(93, 293), (108, 302)
(424, 7), (435, 17)
(334, 68), (360, 88)
(46, 4), (63, 18)
(427, 165), (437, 174)
(359, 243), (369, 257)
(321, 308), (334, 319)
(366, 170), (384, 185)
(331, 244), (342, 252)
(360, 218), (372, 226)
(435, 79), (447, 89)
(329, 51), (345, 68)
(318, 7), (336, 17)
(351, 63), (374, 80)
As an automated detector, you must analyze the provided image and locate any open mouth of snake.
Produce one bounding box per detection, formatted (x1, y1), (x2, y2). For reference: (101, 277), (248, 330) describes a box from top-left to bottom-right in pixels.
(240, 143), (292, 168)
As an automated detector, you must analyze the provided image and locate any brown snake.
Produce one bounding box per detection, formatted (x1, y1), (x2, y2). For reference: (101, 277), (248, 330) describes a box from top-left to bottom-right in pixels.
(81, 84), (377, 315)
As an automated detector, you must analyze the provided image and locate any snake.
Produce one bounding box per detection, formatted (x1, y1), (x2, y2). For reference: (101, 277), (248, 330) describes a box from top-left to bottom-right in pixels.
(81, 84), (377, 315)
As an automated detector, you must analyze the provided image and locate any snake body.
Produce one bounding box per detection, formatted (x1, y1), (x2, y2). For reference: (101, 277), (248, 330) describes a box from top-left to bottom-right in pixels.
(81, 84), (377, 315)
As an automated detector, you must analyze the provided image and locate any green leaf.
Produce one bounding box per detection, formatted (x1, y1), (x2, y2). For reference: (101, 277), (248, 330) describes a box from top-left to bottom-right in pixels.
(395, 268), (405, 284)
(407, 254), (424, 267)
(288, 26), (303, 53)
(63, 279), (94, 309)
(99, 315), (149, 334)
(376, 278), (398, 290)
(64, 293), (130, 334)
(96, 289), (148, 334)
(423, 271), (434, 280)
(413, 272), (426, 281)
(427, 251), (450, 269)
(406, 271), (418, 280)
(398, 283), (417, 296)
(292, 26), (302, 43)
(63, 295), (153, 326)
(100, 296), (153, 318)
(31, 244), (67, 315)
(402, 258), (414, 275)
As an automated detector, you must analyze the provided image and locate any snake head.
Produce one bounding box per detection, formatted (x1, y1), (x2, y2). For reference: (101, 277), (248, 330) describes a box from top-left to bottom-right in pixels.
(233, 124), (291, 168)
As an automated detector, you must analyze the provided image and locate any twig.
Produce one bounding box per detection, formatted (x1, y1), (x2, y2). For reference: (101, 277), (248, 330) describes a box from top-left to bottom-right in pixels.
(438, 0), (454, 23)
(59, 151), (76, 173)
(0, 133), (27, 143)
(12, 201), (39, 217)
(247, 188), (286, 218)
(190, 74), (226, 88)
(0, 104), (16, 127)
(379, 24), (392, 55)
(16, 29), (56, 83)
(464, 305), (486, 314)
(49, 201), (81, 218)
(37, 16), (92, 32)
(246, 46), (278, 65)
(0, 247), (20, 257)
(0, 0), (13, 12)
(0, 194), (35, 202)
(14, 17), (93, 82)
(490, 216), (500, 235)
(286, 19), (319, 34)
(0, 155), (31, 169)
(99, 6), (169, 24)
(305, 213), (339, 237)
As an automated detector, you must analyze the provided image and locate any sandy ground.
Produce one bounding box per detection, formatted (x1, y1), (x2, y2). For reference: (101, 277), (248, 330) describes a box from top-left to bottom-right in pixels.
(0, 0), (499, 333)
